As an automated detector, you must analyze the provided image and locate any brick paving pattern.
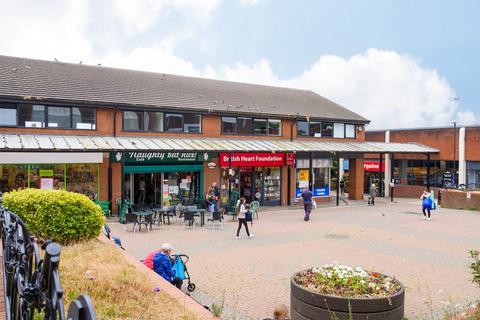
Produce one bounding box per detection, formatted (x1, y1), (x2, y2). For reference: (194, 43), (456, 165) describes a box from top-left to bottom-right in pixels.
(110, 199), (480, 320)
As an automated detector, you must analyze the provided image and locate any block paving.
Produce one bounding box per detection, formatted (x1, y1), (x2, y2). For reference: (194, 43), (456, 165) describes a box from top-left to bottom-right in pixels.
(110, 199), (480, 319)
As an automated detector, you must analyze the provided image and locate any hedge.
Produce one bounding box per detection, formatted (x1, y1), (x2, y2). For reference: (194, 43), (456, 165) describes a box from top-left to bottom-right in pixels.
(2, 189), (106, 244)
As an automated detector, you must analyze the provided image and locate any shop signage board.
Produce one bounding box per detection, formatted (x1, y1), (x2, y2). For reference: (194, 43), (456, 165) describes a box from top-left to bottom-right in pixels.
(364, 161), (385, 172)
(220, 152), (285, 167)
(443, 172), (454, 187)
(295, 187), (330, 198)
(110, 151), (211, 164)
(39, 169), (54, 177)
(285, 153), (295, 166)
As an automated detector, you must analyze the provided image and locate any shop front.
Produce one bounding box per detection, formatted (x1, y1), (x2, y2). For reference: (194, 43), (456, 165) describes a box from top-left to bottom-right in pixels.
(0, 152), (102, 199)
(363, 160), (384, 193)
(295, 157), (332, 199)
(117, 151), (210, 207)
(219, 152), (294, 206)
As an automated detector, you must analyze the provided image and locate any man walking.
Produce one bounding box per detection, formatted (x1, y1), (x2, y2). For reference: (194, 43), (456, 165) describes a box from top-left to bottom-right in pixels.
(301, 187), (313, 221)
(211, 182), (220, 211)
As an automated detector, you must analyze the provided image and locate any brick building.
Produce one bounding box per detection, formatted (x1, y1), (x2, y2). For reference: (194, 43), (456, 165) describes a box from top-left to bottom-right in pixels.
(364, 126), (480, 198)
(0, 55), (436, 211)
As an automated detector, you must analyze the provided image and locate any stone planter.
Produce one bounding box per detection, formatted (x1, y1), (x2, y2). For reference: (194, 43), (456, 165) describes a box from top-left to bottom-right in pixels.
(291, 272), (405, 320)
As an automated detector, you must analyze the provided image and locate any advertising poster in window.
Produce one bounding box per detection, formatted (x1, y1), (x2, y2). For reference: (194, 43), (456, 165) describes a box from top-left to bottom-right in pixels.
(40, 178), (54, 190)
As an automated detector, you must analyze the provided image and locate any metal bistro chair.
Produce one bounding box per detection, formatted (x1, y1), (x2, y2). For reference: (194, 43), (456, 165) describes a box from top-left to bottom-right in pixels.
(124, 212), (138, 232)
(207, 210), (223, 229)
(136, 211), (153, 232)
(249, 201), (260, 220)
(183, 211), (196, 229)
(152, 207), (164, 228)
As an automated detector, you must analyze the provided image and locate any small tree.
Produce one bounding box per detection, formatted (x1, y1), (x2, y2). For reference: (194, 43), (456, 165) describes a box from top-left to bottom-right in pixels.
(469, 250), (480, 286)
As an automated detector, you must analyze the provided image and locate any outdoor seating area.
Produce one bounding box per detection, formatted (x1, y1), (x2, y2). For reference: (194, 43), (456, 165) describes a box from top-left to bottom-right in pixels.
(115, 197), (260, 232)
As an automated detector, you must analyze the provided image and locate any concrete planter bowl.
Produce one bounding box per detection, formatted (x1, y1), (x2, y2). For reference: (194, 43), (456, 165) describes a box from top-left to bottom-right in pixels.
(291, 271), (405, 320)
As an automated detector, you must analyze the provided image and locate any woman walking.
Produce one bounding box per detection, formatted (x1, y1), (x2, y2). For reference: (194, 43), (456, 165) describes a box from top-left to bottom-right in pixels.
(368, 183), (377, 206)
(236, 197), (254, 239)
(420, 189), (433, 220)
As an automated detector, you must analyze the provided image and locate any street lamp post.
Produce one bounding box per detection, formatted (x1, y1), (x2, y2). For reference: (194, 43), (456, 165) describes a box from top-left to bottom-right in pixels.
(452, 120), (457, 186)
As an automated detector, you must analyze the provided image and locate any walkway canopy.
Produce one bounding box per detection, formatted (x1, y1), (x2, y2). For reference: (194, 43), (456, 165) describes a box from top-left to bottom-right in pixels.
(0, 134), (438, 154)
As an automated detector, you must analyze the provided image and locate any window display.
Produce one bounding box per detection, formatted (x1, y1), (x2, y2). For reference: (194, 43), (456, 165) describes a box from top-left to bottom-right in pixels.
(263, 167), (281, 203)
(66, 164), (99, 200)
(0, 164), (28, 193)
(30, 164), (65, 190)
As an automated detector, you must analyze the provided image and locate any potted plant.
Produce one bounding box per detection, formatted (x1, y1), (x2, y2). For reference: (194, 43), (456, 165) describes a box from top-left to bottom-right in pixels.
(291, 262), (405, 320)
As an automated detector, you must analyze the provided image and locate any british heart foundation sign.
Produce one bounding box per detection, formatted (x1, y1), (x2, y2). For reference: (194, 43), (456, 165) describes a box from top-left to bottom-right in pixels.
(220, 153), (285, 167)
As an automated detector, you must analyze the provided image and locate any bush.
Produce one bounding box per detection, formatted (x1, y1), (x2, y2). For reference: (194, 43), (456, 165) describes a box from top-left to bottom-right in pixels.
(470, 250), (480, 287)
(3, 189), (105, 244)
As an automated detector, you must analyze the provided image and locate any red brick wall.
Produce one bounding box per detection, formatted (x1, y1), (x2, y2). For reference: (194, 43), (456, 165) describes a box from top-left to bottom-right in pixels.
(348, 159), (364, 200)
(365, 127), (480, 161)
(441, 190), (480, 210)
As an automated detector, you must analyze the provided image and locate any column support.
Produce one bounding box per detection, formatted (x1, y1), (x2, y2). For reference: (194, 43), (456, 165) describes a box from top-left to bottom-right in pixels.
(336, 153), (340, 206)
(459, 127), (466, 186)
(426, 153), (431, 191)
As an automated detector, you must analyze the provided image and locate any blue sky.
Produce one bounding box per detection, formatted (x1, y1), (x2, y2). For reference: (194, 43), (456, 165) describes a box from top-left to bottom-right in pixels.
(0, 0), (478, 129)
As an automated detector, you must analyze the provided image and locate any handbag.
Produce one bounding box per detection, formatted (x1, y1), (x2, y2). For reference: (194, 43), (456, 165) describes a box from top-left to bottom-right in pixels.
(312, 201), (317, 209)
(245, 211), (253, 222)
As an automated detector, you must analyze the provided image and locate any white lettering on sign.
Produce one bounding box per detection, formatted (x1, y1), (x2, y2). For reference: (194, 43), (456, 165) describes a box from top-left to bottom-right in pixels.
(128, 152), (197, 162)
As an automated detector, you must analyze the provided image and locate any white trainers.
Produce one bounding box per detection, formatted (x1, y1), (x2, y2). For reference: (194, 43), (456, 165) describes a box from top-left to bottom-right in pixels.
(427, 217), (431, 221)
(248, 234), (255, 238)
(422, 217), (427, 220)
(235, 236), (240, 239)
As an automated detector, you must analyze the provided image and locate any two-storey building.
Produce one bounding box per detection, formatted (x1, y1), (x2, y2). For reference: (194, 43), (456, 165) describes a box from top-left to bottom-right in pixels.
(0, 55), (437, 212)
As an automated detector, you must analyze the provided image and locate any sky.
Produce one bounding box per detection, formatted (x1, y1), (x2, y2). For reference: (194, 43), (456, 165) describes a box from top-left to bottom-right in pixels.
(0, 0), (479, 129)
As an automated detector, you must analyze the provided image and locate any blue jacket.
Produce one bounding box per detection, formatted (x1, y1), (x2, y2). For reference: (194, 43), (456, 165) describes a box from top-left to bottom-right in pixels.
(153, 252), (175, 282)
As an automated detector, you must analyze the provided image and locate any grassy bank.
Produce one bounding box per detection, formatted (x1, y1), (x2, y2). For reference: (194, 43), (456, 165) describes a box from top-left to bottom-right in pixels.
(60, 240), (199, 320)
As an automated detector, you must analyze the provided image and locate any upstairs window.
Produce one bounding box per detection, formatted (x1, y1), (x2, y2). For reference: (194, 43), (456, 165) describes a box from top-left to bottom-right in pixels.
(321, 122), (333, 137)
(47, 106), (71, 128)
(253, 118), (268, 135)
(221, 116), (236, 134)
(145, 111), (163, 132)
(164, 113), (183, 132)
(0, 104), (17, 126)
(333, 123), (345, 138)
(297, 120), (321, 136)
(221, 116), (281, 136)
(18, 104), (45, 128)
(123, 111), (144, 131)
(345, 124), (356, 138)
(183, 114), (201, 133)
(72, 107), (96, 129)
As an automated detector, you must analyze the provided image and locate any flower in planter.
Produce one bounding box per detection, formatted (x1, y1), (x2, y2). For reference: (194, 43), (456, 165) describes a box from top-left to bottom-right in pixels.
(294, 262), (402, 298)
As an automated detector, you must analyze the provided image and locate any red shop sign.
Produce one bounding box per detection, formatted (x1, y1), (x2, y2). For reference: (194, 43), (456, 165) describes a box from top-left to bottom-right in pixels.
(285, 152), (295, 166)
(220, 153), (285, 167)
(364, 161), (385, 172)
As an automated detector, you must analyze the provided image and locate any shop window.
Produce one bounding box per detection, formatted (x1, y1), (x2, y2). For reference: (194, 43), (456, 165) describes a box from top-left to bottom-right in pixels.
(66, 164), (98, 200)
(321, 122), (333, 137)
(333, 123), (345, 138)
(309, 122), (321, 137)
(253, 118), (268, 135)
(237, 117), (252, 135)
(0, 164), (28, 193)
(145, 111), (163, 132)
(72, 107), (96, 129)
(268, 119), (281, 136)
(123, 111), (144, 131)
(183, 114), (201, 133)
(221, 116), (236, 134)
(313, 167), (329, 196)
(164, 113), (183, 132)
(263, 167), (281, 203)
(345, 124), (356, 138)
(18, 104), (45, 128)
(47, 106), (71, 128)
(297, 121), (309, 136)
(0, 104), (17, 126)
(29, 164), (65, 190)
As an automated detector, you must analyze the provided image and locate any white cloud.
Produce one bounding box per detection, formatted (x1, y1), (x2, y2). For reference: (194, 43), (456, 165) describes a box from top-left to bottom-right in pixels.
(457, 111), (477, 126)
(210, 49), (476, 129)
(110, 0), (221, 35)
(102, 38), (201, 77)
(0, 0), (91, 62)
(240, 0), (263, 6)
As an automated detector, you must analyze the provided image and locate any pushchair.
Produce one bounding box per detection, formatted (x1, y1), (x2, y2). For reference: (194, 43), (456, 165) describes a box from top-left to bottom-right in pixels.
(172, 254), (196, 292)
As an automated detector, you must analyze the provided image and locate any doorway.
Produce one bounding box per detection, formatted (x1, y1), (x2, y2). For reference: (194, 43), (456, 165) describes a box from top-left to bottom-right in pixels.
(239, 167), (254, 201)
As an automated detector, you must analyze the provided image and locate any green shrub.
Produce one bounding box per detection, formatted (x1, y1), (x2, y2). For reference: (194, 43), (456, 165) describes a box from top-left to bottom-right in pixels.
(470, 250), (480, 287)
(3, 189), (105, 244)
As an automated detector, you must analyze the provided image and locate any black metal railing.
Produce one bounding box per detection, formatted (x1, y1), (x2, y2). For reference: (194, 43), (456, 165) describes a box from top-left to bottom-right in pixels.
(0, 192), (96, 320)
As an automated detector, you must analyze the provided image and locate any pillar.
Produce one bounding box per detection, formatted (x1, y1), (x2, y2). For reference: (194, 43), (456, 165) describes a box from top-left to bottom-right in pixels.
(348, 158), (365, 200)
(459, 127), (466, 185)
(384, 131), (391, 197)
(339, 157), (345, 182)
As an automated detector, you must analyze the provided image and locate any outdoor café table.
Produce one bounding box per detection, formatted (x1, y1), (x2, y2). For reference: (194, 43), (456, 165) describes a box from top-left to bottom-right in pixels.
(132, 210), (151, 230)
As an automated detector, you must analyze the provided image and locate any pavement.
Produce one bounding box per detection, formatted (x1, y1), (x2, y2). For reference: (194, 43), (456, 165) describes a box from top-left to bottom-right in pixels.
(109, 198), (480, 320)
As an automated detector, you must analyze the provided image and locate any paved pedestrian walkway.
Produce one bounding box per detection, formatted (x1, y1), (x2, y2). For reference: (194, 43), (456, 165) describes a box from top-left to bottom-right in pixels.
(110, 199), (480, 319)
